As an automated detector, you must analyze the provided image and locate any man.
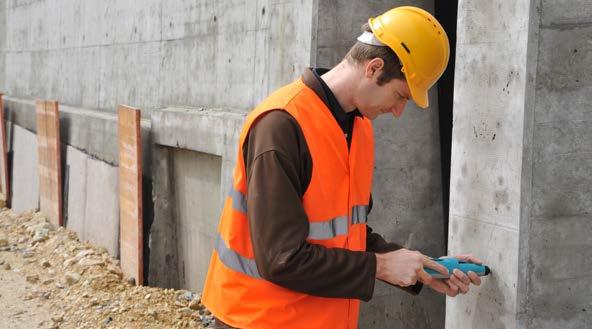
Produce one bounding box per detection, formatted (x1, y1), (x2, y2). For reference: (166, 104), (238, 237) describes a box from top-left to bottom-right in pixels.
(202, 6), (483, 329)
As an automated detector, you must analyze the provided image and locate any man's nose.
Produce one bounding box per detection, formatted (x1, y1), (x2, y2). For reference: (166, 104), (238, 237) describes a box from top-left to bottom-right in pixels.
(391, 101), (407, 118)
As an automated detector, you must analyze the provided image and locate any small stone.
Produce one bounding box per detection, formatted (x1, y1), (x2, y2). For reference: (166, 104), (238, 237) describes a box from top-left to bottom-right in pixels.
(26, 274), (39, 283)
(42, 291), (51, 299)
(126, 277), (136, 285)
(42, 278), (54, 285)
(74, 249), (95, 260)
(102, 316), (113, 326)
(51, 315), (63, 323)
(40, 259), (51, 268)
(23, 292), (35, 300)
(90, 298), (99, 306)
(0, 237), (7, 247)
(175, 300), (186, 308)
(3, 262), (10, 270)
(146, 310), (157, 319)
(32, 229), (49, 243)
(78, 258), (104, 267)
(22, 249), (35, 258)
(188, 300), (201, 310)
(177, 307), (193, 317)
(63, 258), (77, 267)
(64, 272), (81, 285)
(144, 294), (151, 300)
(0, 259), (4, 265)
(107, 265), (123, 279)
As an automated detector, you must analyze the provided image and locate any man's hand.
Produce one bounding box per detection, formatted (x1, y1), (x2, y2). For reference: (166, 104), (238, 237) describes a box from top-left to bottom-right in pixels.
(375, 249), (448, 287)
(423, 254), (484, 297)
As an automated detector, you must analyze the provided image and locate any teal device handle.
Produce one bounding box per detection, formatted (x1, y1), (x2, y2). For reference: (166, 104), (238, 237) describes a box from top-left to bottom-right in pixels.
(424, 258), (491, 279)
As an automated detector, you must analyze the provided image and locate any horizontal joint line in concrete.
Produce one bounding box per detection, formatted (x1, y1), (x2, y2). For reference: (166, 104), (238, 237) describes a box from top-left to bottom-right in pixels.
(449, 213), (519, 232)
(535, 118), (592, 126)
(541, 21), (592, 30)
(4, 29), (269, 54)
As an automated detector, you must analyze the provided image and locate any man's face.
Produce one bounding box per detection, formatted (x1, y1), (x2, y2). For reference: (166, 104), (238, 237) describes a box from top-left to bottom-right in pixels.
(356, 61), (411, 120)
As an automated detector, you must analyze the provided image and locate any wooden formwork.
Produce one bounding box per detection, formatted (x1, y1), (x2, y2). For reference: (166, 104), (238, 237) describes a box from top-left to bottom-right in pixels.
(0, 94), (9, 207)
(35, 100), (62, 226)
(118, 105), (143, 285)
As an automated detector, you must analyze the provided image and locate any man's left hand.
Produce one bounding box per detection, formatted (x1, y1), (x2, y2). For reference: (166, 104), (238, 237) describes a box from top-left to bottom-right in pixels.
(421, 254), (484, 297)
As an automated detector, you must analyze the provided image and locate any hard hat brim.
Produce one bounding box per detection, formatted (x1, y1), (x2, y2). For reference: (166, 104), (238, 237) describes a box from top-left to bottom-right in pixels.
(409, 83), (429, 109)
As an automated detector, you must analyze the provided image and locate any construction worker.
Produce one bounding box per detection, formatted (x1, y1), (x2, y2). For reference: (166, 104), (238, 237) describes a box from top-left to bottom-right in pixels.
(202, 6), (483, 329)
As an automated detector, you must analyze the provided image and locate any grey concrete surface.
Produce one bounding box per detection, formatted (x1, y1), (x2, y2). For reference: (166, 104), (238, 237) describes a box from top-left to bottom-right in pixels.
(148, 145), (179, 288)
(449, 0), (592, 328)
(447, 1), (533, 328)
(66, 145), (120, 256)
(172, 149), (222, 292)
(148, 107), (245, 289)
(9, 124), (39, 213)
(521, 0), (592, 327)
(316, 1), (446, 328)
(1, 0), (315, 113)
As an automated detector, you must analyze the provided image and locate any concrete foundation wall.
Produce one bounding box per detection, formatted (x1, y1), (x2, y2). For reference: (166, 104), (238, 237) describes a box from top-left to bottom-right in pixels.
(521, 1), (592, 327)
(1, 0), (315, 113)
(65, 145), (120, 256)
(10, 124), (39, 213)
(447, 1), (532, 328)
(449, 0), (592, 328)
(172, 149), (222, 292)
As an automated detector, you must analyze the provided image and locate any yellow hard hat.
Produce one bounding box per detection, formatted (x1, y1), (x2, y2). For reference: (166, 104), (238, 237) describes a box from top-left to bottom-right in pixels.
(369, 6), (449, 108)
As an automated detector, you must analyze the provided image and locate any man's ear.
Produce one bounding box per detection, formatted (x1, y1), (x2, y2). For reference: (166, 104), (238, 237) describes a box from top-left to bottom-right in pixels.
(365, 58), (385, 79)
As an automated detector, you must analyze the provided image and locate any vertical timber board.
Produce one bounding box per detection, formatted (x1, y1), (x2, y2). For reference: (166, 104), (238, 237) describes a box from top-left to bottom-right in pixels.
(0, 94), (9, 206)
(118, 105), (143, 285)
(35, 100), (62, 226)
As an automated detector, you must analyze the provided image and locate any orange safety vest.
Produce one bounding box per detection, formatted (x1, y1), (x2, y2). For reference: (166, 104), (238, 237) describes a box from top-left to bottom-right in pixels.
(202, 77), (375, 329)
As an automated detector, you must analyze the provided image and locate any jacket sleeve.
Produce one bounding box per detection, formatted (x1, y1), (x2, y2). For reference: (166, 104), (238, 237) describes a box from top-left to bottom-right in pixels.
(244, 110), (377, 301)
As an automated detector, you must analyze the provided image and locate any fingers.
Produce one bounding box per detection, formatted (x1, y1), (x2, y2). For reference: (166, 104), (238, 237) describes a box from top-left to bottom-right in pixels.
(445, 279), (460, 297)
(423, 256), (449, 276)
(417, 269), (433, 285)
(426, 278), (449, 294)
(451, 254), (484, 264)
(449, 270), (469, 294)
(467, 271), (482, 286)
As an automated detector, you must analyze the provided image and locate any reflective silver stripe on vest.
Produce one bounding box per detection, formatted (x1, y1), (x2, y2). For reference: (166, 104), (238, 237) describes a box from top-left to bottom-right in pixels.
(307, 215), (348, 240)
(215, 234), (261, 279)
(351, 205), (369, 224)
(229, 187), (247, 214)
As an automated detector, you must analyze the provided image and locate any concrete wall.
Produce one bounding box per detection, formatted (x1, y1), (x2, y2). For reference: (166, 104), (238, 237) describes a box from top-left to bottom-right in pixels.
(520, 0), (592, 327)
(9, 124), (39, 213)
(448, 0), (592, 328)
(172, 149), (222, 291)
(316, 1), (446, 329)
(149, 108), (245, 289)
(65, 145), (120, 256)
(1, 0), (315, 113)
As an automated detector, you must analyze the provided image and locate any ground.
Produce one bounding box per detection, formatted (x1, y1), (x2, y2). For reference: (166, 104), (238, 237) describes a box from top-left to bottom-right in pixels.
(0, 208), (214, 329)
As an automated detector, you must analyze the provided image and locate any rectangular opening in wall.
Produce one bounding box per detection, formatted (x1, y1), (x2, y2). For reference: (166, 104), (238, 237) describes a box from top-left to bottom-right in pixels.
(172, 148), (222, 291)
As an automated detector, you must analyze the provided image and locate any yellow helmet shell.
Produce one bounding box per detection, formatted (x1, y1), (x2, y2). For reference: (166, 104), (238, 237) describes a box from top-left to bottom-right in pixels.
(369, 6), (450, 108)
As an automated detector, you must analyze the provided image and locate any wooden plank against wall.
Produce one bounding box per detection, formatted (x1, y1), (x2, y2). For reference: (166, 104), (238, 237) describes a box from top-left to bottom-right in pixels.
(0, 94), (9, 207)
(118, 105), (143, 285)
(36, 100), (62, 226)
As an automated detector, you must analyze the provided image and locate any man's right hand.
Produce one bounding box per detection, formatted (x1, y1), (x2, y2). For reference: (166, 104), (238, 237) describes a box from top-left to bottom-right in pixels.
(375, 249), (448, 287)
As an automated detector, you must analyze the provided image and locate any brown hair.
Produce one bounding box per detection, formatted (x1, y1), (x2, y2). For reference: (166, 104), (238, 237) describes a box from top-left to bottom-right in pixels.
(345, 23), (404, 86)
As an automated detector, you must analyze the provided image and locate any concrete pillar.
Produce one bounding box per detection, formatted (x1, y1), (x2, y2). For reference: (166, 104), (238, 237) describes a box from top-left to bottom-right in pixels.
(448, 1), (592, 328)
(315, 1), (445, 328)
